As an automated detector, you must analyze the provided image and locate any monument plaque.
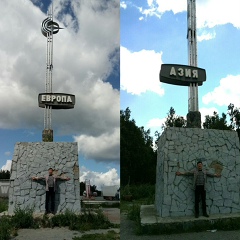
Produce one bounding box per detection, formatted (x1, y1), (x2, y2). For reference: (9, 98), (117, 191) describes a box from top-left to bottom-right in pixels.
(160, 64), (206, 86)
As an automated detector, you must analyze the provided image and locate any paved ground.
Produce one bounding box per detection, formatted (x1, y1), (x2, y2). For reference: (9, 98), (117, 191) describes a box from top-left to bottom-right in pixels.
(103, 208), (120, 224)
(14, 228), (120, 240)
(120, 213), (240, 240)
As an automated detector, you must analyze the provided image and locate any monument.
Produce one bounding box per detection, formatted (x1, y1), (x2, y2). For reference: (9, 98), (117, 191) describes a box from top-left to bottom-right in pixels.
(8, 3), (81, 214)
(155, 0), (240, 218)
(39, 3), (75, 142)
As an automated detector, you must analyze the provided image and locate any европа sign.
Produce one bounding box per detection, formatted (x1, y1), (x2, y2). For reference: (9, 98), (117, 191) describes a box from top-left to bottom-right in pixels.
(38, 93), (75, 109)
(159, 64), (206, 86)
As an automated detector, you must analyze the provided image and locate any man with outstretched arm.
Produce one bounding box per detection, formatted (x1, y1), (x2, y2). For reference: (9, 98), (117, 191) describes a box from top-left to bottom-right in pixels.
(176, 160), (221, 218)
(32, 167), (70, 214)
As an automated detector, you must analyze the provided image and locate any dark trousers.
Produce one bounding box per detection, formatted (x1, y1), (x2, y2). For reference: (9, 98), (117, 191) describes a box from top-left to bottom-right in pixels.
(45, 187), (55, 213)
(195, 185), (207, 214)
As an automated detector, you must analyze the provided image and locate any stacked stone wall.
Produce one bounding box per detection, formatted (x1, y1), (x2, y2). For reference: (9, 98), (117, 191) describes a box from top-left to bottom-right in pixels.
(8, 142), (80, 214)
(155, 128), (240, 217)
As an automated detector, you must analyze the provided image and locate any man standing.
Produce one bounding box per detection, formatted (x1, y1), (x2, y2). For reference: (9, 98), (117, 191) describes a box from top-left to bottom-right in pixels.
(32, 168), (70, 214)
(176, 160), (221, 218)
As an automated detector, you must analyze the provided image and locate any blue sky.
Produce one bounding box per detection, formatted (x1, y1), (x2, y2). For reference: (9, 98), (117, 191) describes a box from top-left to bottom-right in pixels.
(120, 0), (240, 138)
(0, 0), (120, 189)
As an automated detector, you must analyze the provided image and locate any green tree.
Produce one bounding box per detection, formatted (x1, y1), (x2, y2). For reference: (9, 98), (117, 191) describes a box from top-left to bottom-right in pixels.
(228, 103), (240, 138)
(120, 108), (157, 185)
(203, 111), (232, 130)
(0, 170), (10, 179)
(162, 107), (186, 130)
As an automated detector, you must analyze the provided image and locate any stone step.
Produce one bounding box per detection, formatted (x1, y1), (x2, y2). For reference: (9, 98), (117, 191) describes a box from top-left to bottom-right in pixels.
(141, 205), (240, 234)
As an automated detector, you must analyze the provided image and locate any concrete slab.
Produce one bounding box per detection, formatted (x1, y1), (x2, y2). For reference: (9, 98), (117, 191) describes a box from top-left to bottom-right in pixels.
(140, 205), (240, 234)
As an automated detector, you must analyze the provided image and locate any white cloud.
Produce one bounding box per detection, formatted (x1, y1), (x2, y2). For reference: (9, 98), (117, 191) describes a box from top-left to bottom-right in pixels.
(202, 75), (240, 107)
(136, 0), (186, 19)
(0, 0), (119, 164)
(74, 128), (120, 163)
(120, 1), (127, 9)
(134, 0), (240, 29)
(147, 117), (165, 128)
(199, 107), (219, 124)
(197, 30), (216, 42)
(1, 160), (12, 171)
(120, 46), (164, 95)
(196, 0), (240, 29)
(80, 166), (120, 189)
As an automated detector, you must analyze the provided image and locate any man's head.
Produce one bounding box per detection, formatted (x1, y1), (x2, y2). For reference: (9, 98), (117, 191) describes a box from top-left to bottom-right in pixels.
(197, 161), (203, 170)
(48, 168), (53, 175)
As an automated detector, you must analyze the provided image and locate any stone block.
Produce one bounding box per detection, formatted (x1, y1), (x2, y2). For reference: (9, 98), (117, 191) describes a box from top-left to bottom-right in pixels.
(163, 195), (172, 205)
(36, 189), (46, 196)
(8, 142), (80, 214)
(155, 128), (240, 217)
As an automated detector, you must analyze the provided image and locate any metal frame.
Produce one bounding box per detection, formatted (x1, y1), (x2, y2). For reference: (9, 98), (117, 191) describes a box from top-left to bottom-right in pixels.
(187, 0), (198, 112)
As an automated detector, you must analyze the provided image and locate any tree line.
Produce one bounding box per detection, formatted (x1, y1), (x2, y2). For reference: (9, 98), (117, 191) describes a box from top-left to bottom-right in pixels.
(120, 107), (157, 186)
(121, 103), (240, 186)
(0, 170), (10, 179)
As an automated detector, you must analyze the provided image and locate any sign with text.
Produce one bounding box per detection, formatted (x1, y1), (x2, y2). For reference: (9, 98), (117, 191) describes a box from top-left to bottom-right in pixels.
(38, 93), (75, 109)
(160, 64), (206, 86)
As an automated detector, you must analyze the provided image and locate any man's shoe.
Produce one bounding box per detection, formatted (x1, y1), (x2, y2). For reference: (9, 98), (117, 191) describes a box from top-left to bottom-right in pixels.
(203, 213), (209, 217)
(195, 213), (199, 218)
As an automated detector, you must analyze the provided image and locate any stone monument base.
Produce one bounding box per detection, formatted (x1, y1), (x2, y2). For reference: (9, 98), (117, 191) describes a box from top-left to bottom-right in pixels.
(8, 142), (81, 214)
(186, 111), (201, 128)
(42, 129), (53, 142)
(155, 127), (240, 217)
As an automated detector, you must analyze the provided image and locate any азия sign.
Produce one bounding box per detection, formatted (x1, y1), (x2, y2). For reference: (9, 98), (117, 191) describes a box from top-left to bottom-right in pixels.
(38, 93), (75, 109)
(159, 64), (206, 86)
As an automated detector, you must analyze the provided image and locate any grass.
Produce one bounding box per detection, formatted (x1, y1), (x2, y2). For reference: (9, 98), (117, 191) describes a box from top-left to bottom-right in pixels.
(0, 206), (116, 240)
(0, 197), (8, 213)
(121, 184), (155, 203)
(0, 216), (12, 240)
(120, 184), (156, 235)
(72, 230), (119, 240)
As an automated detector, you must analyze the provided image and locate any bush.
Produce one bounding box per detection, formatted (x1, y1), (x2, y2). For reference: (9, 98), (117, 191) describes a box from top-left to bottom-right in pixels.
(51, 208), (114, 231)
(127, 204), (140, 222)
(0, 216), (12, 240)
(11, 206), (37, 229)
(121, 184), (155, 203)
(0, 198), (8, 213)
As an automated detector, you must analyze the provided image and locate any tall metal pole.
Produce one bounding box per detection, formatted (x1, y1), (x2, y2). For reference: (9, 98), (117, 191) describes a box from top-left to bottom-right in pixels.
(40, 2), (74, 141)
(41, 3), (55, 141)
(187, 0), (201, 128)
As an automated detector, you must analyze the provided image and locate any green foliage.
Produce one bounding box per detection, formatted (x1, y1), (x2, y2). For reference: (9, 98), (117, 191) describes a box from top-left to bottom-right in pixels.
(203, 103), (240, 144)
(0, 208), (115, 239)
(228, 103), (240, 139)
(51, 209), (114, 231)
(72, 230), (119, 240)
(0, 170), (10, 179)
(203, 111), (232, 130)
(0, 198), (8, 213)
(0, 216), (12, 240)
(121, 184), (155, 203)
(162, 107), (187, 129)
(120, 107), (157, 185)
(127, 203), (140, 222)
(11, 206), (36, 229)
